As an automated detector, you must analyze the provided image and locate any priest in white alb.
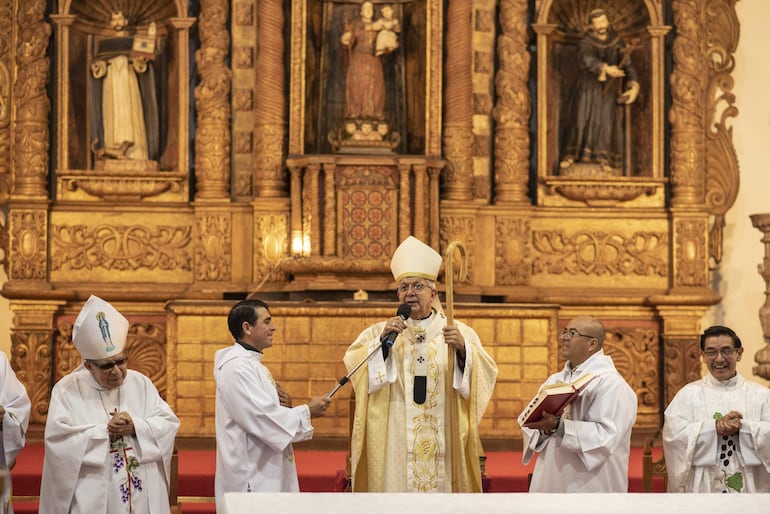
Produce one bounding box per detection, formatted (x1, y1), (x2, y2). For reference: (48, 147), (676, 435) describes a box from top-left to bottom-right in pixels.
(39, 295), (179, 514)
(344, 236), (498, 492)
(663, 325), (770, 492)
(0, 350), (31, 514)
(518, 316), (637, 492)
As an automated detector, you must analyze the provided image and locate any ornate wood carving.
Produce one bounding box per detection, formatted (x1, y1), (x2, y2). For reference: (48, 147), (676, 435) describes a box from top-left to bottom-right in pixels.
(253, 0), (287, 198)
(9, 209), (47, 280)
(495, 217), (531, 286)
(13, 0), (51, 199)
(194, 213), (232, 282)
(194, 0), (231, 200)
(50, 223), (193, 272)
(673, 217), (708, 287)
(532, 229), (668, 276)
(605, 326), (660, 424)
(442, 0), (474, 201)
(493, 0), (531, 205)
(703, 0), (740, 263)
(670, 0), (706, 207)
(0, 0), (12, 202)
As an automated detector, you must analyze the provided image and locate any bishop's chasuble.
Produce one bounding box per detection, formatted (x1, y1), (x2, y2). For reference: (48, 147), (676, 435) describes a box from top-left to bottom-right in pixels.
(344, 309), (497, 492)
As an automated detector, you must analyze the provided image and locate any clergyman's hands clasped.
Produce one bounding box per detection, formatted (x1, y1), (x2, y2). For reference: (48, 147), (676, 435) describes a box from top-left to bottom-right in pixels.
(107, 410), (136, 437)
(308, 395), (332, 418)
(716, 410), (743, 436)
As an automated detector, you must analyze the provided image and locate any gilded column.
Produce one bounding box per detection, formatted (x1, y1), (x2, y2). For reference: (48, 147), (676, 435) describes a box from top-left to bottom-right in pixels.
(442, 0), (474, 201)
(323, 162), (336, 256)
(398, 164), (411, 243)
(194, 0), (232, 200)
(254, 0), (287, 198)
(0, 0), (11, 201)
(13, 0), (50, 200)
(669, 0), (706, 207)
(10, 300), (65, 424)
(493, 0), (530, 205)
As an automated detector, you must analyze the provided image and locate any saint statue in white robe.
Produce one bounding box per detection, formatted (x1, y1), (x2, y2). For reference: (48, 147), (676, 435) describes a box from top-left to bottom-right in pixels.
(663, 372), (770, 492)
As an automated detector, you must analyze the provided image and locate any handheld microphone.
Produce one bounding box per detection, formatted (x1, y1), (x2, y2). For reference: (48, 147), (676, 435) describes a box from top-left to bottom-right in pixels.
(382, 303), (412, 348)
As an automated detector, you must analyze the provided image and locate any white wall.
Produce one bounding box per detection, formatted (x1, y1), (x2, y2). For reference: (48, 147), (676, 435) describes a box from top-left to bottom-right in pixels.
(702, 0), (770, 386)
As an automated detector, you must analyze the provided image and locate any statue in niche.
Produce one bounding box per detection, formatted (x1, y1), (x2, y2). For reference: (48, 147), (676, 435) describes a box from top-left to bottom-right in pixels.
(559, 9), (640, 176)
(90, 12), (159, 163)
(331, 1), (400, 152)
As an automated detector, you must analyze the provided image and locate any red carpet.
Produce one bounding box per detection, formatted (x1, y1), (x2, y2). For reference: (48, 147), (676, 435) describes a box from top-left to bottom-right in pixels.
(11, 445), (662, 513)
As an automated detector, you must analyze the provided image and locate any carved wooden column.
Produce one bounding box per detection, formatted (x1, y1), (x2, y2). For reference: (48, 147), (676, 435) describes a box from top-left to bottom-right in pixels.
(194, 0), (232, 200)
(442, 0), (474, 201)
(493, 0), (530, 205)
(750, 213), (770, 381)
(10, 300), (65, 424)
(12, 0), (50, 200)
(322, 162), (337, 256)
(653, 306), (706, 404)
(0, 0), (13, 201)
(254, 0), (287, 198)
(670, 0), (706, 208)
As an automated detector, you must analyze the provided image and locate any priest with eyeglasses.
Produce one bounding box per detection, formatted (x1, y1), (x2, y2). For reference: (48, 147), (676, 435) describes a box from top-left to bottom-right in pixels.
(40, 295), (179, 514)
(663, 325), (770, 493)
(344, 236), (497, 492)
(518, 316), (637, 492)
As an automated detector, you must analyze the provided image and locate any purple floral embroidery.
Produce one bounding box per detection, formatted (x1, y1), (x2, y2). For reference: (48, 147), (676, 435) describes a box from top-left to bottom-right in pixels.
(110, 435), (143, 507)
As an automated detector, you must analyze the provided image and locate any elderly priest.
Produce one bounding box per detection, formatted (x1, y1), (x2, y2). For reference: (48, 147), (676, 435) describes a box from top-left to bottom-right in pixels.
(344, 236), (498, 492)
(39, 295), (179, 514)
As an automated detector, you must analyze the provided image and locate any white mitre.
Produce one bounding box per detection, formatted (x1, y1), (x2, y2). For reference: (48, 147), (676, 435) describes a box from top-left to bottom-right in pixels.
(72, 295), (129, 360)
(390, 235), (442, 282)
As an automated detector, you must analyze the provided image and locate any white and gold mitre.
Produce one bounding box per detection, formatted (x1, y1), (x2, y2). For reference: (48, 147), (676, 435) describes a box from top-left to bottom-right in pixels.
(72, 295), (129, 360)
(390, 235), (442, 282)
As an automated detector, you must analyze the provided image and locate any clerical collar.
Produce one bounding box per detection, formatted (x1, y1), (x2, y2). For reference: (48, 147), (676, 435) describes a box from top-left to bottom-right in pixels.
(407, 309), (435, 328)
(237, 341), (262, 353)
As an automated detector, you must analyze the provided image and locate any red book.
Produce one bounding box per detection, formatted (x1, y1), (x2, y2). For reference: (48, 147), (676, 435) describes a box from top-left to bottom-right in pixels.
(520, 372), (596, 424)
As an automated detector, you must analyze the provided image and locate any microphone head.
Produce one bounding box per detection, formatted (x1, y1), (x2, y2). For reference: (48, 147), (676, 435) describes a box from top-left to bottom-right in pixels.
(396, 303), (412, 320)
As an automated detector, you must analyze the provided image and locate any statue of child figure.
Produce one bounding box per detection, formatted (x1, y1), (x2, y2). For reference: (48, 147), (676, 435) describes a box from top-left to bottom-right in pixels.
(374, 4), (400, 56)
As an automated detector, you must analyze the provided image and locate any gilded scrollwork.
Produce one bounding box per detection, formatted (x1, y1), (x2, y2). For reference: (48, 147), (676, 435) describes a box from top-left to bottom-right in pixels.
(703, 0), (740, 263)
(14, 0), (51, 199)
(195, 214), (232, 282)
(0, 0), (11, 202)
(253, 213), (288, 281)
(440, 217), (474, 283)
(532, 230), (668, 276)
(50, 224), (193, 272)
(493, 0), (530, 204)
(605, 327), (659, 408)
(495, 217), (531, 286)
(670, 0), (706, 206)
(194, 0), (232, 200)
(125, 322), (167, 397)
(674, 218), (708, 287)
(11, 329), (52, 423)
(10, 209), (47, 280)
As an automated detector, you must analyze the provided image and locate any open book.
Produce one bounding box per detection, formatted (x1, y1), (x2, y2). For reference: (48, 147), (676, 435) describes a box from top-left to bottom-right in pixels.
(520, 372), (596, 425)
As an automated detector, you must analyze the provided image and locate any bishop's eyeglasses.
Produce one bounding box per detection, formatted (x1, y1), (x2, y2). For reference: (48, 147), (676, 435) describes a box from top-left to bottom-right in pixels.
(397, 282), (429, 294)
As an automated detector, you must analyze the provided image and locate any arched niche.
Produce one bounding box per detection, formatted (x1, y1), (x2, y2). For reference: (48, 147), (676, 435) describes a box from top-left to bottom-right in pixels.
(52, 0), (194, 202)
(533, 0), (669, 208)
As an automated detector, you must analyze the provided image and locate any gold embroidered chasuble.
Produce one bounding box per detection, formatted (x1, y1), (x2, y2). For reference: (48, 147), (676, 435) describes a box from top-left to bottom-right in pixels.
(345, 311), (497, 492)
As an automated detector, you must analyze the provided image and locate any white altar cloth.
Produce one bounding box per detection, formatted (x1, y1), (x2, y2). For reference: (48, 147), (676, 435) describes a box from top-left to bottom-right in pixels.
(222, 492), (769, 514)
